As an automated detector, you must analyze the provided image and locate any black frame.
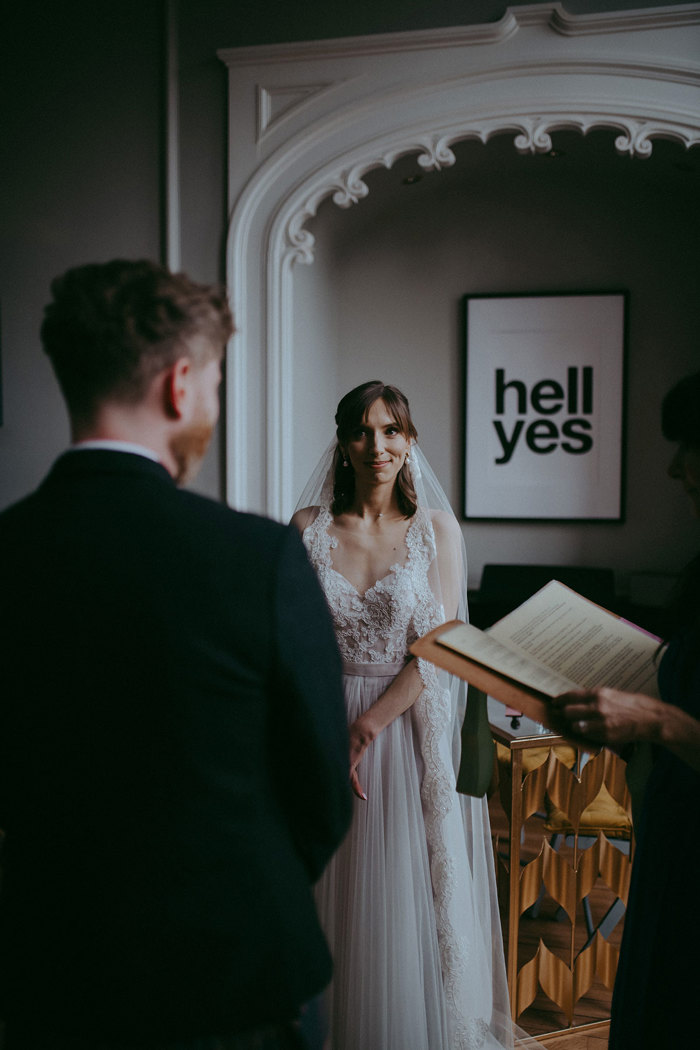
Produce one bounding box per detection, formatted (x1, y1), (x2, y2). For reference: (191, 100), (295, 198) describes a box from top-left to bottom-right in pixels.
(463, 290), (628, 523)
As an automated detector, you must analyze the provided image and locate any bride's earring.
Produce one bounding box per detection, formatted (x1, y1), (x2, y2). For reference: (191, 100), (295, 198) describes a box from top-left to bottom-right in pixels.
(342, 455), (349, 467)
(405, 451), (411, 463)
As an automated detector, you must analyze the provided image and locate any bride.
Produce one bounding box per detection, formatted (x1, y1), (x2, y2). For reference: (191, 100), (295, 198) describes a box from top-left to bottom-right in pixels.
(292, 381), (527, 1050)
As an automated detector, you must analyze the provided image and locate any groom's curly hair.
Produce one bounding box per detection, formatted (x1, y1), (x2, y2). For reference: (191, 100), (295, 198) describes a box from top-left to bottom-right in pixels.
(332, 380), (418, 517)
(41, 259), (233, 427)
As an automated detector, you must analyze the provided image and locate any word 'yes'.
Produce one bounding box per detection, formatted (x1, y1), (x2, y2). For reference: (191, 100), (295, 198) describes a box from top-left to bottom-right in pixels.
(493, 366), (594, 464)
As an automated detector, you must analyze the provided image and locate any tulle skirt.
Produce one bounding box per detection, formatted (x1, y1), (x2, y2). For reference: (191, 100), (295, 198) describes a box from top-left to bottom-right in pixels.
(314, 663), (540, 1050)
(315, 663), (450, 1050)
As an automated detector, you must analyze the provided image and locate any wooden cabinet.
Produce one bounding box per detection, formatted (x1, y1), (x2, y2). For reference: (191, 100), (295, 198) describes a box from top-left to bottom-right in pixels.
(489, 701), (633, 1036)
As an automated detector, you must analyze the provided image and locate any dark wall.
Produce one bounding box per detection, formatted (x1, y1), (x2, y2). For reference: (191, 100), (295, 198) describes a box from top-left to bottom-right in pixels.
(1, 2), (162, 503)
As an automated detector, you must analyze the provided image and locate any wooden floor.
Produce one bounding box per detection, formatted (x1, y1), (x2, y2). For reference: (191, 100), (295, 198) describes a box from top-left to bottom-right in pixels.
(488, 793), (623, 1046)
(536, 1024), (609, 1049)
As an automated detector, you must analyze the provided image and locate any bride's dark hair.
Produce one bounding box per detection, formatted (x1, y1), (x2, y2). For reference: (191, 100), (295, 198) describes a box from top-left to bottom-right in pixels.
(332, 381), (418, 516)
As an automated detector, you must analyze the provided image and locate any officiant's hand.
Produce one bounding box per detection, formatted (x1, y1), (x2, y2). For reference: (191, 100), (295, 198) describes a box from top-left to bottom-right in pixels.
(552, 686), (663, 749)
(553, 686), (700, 773)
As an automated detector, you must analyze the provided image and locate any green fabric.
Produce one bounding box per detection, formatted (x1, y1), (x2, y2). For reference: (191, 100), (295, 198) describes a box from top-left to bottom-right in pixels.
(456, 686), (495, 797)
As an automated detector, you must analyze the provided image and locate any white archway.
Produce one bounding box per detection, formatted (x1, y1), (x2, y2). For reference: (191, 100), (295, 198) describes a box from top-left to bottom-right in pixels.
(219, 3), (700, 517)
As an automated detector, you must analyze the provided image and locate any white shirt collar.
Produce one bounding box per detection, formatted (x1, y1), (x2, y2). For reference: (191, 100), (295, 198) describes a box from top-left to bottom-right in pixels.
(69, 440), (161, 463)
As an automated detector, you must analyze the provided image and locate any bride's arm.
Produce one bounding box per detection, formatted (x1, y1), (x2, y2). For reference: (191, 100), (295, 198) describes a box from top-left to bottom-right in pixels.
(349, 658), (425, 799)
(349, 514), (464, 798)
(290, 505), (319, 534)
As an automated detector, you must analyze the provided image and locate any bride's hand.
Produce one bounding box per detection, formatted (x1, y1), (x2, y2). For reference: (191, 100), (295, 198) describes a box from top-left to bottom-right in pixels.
(348, 715), (377, 801)
(350, 764), (367, 801)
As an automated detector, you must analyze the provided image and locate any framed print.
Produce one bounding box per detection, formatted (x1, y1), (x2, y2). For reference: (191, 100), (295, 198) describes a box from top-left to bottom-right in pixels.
(464, 292), (627, 521)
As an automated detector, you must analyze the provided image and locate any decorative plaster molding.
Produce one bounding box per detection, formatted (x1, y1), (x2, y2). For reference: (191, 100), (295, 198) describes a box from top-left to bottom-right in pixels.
(286, 212), (317, 266)
(613, 120), (674, 157)
(511, 114), (700, 156)
(415, 138), (458, 172)
(220, 5), (700, 516)
(279, 109), (700, 266)
(257, 82), (335, 139)
(545, 2), (700, 35)
(230, 55), (700, 270)
(329, 167), (372, 209)
(218, 13), (519, 67)
(218, 4), (700, 67)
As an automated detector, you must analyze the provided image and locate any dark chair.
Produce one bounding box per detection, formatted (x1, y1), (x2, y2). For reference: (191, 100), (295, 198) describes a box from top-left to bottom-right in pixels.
(471, 563), (616, 629)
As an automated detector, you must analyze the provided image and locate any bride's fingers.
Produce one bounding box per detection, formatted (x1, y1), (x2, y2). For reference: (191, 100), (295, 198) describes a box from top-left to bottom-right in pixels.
(350, 767), (367, 801)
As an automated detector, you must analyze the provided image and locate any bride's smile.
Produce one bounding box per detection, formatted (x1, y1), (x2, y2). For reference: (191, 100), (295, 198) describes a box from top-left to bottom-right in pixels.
(344, 400), (410, 488)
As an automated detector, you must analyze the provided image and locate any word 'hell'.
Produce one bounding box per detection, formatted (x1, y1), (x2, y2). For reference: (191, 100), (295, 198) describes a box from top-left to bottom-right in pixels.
(493, 366), (594, 464)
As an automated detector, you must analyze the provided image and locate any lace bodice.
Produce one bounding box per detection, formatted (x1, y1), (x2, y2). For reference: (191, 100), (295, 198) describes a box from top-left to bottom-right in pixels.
(302, 506), (444, 665)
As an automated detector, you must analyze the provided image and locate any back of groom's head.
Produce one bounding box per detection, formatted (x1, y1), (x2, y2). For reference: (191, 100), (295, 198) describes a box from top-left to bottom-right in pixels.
(41, 259), (234, 429)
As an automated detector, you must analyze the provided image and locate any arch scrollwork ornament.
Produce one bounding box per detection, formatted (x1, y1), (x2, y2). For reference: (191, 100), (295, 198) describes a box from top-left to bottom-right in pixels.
(218, 3), (700, 517)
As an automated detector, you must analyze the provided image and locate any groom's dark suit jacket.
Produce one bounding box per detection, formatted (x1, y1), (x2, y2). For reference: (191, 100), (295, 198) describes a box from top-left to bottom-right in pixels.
(0, 450), (351, 1040)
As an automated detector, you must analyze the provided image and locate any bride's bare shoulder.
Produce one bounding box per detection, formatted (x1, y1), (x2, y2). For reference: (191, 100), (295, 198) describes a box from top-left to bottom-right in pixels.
(290, 505), (321, 534)
(428, 508), (462, 542)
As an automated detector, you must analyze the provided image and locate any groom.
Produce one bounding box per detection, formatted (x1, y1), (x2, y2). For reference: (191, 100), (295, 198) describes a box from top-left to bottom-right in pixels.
(0, 260), (351, 1049)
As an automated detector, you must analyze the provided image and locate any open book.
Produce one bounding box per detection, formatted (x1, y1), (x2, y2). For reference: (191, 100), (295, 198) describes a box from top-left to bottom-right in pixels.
(411, 580), (661, 722)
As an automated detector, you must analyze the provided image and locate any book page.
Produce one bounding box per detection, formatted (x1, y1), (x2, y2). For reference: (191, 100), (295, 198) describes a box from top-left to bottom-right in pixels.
(437, 622), (580, 697)
(437, 580), (661, 699)
(487, 580), (660, 697)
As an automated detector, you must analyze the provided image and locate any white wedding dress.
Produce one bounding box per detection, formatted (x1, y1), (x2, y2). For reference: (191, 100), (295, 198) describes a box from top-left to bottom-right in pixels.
(302, 503), (518, 1050)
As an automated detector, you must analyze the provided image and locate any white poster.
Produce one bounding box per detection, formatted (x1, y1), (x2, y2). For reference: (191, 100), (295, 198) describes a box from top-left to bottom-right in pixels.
(464, 293), (626, 520)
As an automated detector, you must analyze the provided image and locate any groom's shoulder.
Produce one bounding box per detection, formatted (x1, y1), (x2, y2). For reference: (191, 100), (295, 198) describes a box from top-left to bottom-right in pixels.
(0, 488), (42, 538)
(177, 488), (294, 550)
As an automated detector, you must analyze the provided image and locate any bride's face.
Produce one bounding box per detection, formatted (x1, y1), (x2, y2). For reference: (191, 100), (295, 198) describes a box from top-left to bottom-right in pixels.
(344, 399), (411, 488)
